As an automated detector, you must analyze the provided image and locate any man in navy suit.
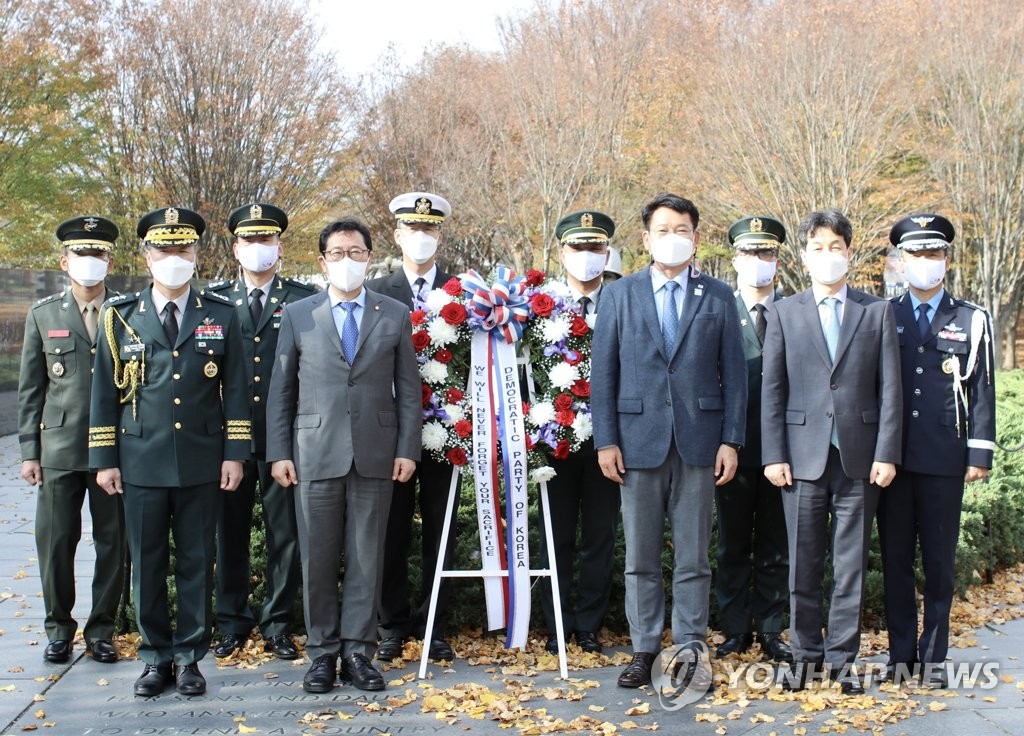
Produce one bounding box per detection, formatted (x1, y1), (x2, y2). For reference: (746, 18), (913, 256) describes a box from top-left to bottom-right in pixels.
(879, 214), (995, 688)
(591, 192), (747, 689)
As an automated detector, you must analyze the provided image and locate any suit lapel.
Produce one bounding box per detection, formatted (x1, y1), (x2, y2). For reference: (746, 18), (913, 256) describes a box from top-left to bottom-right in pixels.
(893, 293), (917, 344)
(257, 275), (284, 333)
(136, 287), (169, 349)
(390, 270), (416, 308)
(797, 290), (833, 368)
(312, 291), (344, 359)
(670, 268), (704, 359)
(832, 289), (867, 369)
(637, 272), (666, 360)
(927, 292), (956, 343)
(176, 288), (206, 349)
(736, 293), (761, 352)
(355, 289), (385, 358)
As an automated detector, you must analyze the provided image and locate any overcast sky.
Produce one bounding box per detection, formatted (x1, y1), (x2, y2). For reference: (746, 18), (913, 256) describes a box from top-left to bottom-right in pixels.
(311, 0), (539, 78)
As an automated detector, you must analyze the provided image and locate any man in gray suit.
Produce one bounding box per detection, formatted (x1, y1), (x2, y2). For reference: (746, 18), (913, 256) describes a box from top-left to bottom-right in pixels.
(761, 209), (902, 694)
(591, 192), (747, 690)
(266, 219), (421, 694)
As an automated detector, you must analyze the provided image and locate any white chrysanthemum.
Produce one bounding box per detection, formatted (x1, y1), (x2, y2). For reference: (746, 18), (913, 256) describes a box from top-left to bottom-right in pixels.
(427, 317), (459, 346)
(527, 401), (556, 428)
(444, 403), (465, 423)
(424, 289), (456, 312)
(419, 359), (448, 384)
(571, 412), (592, 442)
(540, 314), (571, 344)
(530, 466), (557, 484)
(548, 361), (580, 390)
(422, 421), (447, 452)
(540, 280), (571, 299)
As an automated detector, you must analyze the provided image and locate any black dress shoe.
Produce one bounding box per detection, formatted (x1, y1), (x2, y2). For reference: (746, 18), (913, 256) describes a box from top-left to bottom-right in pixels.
(428, 638), (454, 661)
(340, 653), (385, 691)
(920, 663), (948, 689)
(716, 633), (753, 658)
(44, 640), (71, 663)
(617, 652), (656, 688)
(375, 636), (404, 661)
(134, 663), (174, 697)
(213, 633), (245, 658)
(756, 632), (793, 663)
(87, 639), (118, 663)
(838, 675), (864, 695)
(176, 663), (206, 696)
(574, 631), (602, 654)
(303, 654), (337, 694)
(545, 634), (559, 654)
(266, 633), (298, 660)
(881, 661), (918, 684)
(781, 661), (820, 692)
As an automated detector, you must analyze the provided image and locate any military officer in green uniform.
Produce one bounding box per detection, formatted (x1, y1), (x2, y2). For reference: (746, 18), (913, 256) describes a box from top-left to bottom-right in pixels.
(209, 203), (316, 660)
(90, 207), (251, 697)
(19, 216), (126, 665)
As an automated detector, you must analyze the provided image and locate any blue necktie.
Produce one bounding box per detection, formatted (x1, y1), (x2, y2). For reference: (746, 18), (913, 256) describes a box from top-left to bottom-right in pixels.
(338, 302), (358, 365)
(662, 281), (679, 356)
(917, 303), (931, 340)
(823, 297), (841, 361)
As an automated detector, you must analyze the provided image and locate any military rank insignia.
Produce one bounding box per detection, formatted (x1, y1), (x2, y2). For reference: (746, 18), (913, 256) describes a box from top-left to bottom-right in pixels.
(51, 362), (64, 377)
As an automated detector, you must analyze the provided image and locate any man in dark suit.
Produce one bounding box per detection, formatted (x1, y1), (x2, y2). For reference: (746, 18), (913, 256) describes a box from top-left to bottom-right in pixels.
(266, 219), (421, 694)
(539, 210), (620, 656)
(366, 191), (458, 663)
(209, 203), (317, 661)
(761, 209), (902, 694)
(714, 217), (791, 664)
(19, 216), (125, 665)
(879, 214), (996, 688)
(90, 207), (251, 697)
(591, 192), (747, 690)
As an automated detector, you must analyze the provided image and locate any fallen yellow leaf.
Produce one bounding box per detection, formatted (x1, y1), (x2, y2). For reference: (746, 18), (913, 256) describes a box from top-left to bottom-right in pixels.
(625, 702), (650, 716)
(928, 701), (948, 712)
(238, 726), (257, 734)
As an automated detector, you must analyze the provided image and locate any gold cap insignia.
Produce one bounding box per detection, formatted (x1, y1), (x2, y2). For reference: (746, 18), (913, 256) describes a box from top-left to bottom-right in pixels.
(83, 217), (99, 231)
(164, 208), (179, 225)
(250, 204), (262, 220)
(750, 217), (763, 233)
(415, 197), (432, 215)
(911, 216), (934, 228)
(581, 213), (594, 228)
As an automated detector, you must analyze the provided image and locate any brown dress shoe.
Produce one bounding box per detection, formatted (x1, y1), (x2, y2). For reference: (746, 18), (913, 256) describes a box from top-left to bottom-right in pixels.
(617, 652), (656, 688)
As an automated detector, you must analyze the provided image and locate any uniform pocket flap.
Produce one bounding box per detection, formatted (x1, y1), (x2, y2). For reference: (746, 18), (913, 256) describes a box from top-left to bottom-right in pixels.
(617, 398), (642, 414)
(698, 396), (723, 410)
(195, 339), (226, 355)
(785, 410), (805, 425)
(294, 414), (321, 429)
(43, 338), (75, 355)
(41, 404), (65, 428)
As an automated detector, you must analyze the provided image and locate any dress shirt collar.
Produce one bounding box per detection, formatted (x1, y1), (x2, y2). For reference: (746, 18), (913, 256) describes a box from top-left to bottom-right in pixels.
(150, 286), (191, 321)
(908, 288), (945, 316)
(404, 264), (437, 293)
(811, 282), (848, 306)
(650, 265), (689, 293)
(71, 290), (105, 315)
(329, 286), (367, 310)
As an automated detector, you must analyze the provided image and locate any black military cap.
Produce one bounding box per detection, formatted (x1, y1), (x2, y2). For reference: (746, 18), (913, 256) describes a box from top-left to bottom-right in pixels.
(228, 202), (288, 237)
(136, 207), (206, 246)
(556, 210), (616, 245)
(389, 191), (452, 224)
(889, 214), (955, 251)
(728, 216), (786, 250)
(56, 215), (119, 252)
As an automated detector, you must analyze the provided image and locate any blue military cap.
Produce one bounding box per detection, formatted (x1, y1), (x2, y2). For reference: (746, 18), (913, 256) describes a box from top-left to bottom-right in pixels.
(889, 214), (955, 251)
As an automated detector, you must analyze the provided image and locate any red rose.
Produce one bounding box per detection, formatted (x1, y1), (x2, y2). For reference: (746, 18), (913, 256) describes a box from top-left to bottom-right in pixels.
(554, 439), (571, 460)
(434, 348), (453, 364)
(530, 293), (555, 317)
(553, 393), (573, 411)
(447, 448), (468, 466)
(421, 385), (433, 407)
(412, 331), (431, 352)
(526, 434), (535, 451)
(564, 350), (583, 366)
(570, 315), (590, 337)
(410, 309), (427, 326)
(454, 419), (472, 438)
(440, 302), (467, 325)
(445, 388), (465, 404)
(556, 408), (576, 427)
(525, 269), (545, 287)
(570, 379), (590, 398)
(522, 401), (530, 415)
(443, 277), (463, 296)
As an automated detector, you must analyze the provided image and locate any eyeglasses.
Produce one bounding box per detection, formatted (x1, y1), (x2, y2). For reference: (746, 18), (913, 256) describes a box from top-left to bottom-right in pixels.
(322, 248), (369, 262)
(737, 249), (778, 262)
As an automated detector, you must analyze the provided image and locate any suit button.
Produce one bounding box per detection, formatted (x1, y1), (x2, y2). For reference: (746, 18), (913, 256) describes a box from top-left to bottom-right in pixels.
(831, 384), (838, 390)
(826, 411), (833, 418)
(669, 368), (675, 374)
(254, 395), (261, 402)
(915, 367), (923, 375)
(911, 410), (919, 418)
(39, 422), (45, 429)
(254, 336), (261, 343)
(173, 373), (181, 380)
(665, 399), (672, 406)
(174, 398), (181, 405)
(254, 356), (261, 364)
(174, 422), (182, 429)
(90, 348), (96, 355)
(914, 388), (921, 396)
(917, 346), (925, 353)
(254, 375), (261, 383)
(173, 350), (180, 357)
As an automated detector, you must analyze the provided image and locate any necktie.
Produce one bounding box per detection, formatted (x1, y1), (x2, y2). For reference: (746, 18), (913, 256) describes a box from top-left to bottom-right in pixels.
(83, 305), (98, 342)
(338, 302), (358, 364)
(162, 302), (179, 346)
(917, 303), (931, 340)
(578, 295), (591, 318)
(413, 277), (427, 308)
(823, 297), (841, 361)
(250, 287), (264, 326)
(662, 281), (679, 356)
(752, 303), (767, 345)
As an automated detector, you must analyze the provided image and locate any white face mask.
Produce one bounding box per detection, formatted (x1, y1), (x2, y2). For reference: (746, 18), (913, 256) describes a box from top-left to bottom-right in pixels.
(325, 257), (368, 292)
(67, 255), (108, 287)
(400, 231), (438, 265)
(805, 250), (848, 285)
(563, 249), (607, 283)
(903, 255), (947, 290)
(149, 254), (195, 288)
(734, 257), (777, 288)
(649, 233), (695, 268)
(236, 242), (279, 273)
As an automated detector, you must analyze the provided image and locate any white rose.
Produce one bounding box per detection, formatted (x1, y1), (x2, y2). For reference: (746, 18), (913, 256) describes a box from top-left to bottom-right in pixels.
(548, 361), (580, 390)
(422, 421), (447, 452)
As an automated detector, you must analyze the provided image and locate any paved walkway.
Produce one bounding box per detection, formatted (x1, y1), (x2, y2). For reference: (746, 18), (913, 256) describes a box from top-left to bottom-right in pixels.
(1, 429), (1023, 735)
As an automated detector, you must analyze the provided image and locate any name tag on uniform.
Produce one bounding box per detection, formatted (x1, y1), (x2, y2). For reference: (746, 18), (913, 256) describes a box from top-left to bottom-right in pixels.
(48, 329), (71, 338)
(124, 343), (145, 353)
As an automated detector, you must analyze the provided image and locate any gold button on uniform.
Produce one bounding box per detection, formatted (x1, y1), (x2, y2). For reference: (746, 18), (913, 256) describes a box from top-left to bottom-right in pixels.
(253, 395), (261, 402)
(174, 422), (182, 429)
(54, 347), (61, 354)
(173, 350), (180, 357)
(173, 373), (181, 380)
(254, 375), (261, 382)
(254, 336), (261, 343)
(174, 397), (181, 405)
(254, 356), (261, 363)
